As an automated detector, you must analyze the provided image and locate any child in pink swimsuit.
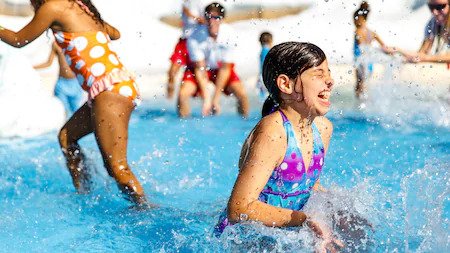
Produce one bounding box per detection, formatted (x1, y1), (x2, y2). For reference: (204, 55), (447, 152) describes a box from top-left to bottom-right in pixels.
(216, 42), (343, 252)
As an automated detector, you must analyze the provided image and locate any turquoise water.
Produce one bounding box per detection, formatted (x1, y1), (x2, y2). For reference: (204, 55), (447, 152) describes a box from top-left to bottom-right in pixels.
(0, 95), (449, 252)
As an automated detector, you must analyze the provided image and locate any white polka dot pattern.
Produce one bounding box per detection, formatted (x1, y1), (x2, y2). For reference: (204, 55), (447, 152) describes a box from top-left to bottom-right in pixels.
(54, 31), (140, 105)
(73, 36), (88, 51)
(96, 32), (108, 44)
(108, 54), (119, 65)
(119, 86), (133, 97)
(280, 162), (288, 170)
(89, 46), (105, 59)
(91, 63), (106, 77)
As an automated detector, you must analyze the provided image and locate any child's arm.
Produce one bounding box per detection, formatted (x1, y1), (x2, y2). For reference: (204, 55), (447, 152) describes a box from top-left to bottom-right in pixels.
(182, 6), (206, 24)
(0, 3), (57, 48)
(227, 116), (309, 227)
(34, 43), (56, 69)
(404, 51), (450, 63)
(103, 22), (120, 40)
(418, 37), (434, 54)
(372, 31), (386, 48)
(372, 31), (394, 54)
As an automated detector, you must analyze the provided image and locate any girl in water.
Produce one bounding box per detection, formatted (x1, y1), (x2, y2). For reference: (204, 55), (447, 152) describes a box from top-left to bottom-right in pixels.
(353, 1), (389, 99)
(214, 42), (343, 252)
(0, 0), (148, 206)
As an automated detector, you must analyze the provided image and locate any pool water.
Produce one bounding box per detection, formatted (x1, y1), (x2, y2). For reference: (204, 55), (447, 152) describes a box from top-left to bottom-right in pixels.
(0, 91), (449, 252)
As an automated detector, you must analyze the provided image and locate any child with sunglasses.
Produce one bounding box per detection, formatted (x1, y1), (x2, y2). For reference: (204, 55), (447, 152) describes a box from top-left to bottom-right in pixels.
(178, 2), (249, 117)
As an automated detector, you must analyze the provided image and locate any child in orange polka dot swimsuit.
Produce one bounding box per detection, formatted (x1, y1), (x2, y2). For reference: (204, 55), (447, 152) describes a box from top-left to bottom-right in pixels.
(0, 0), (149, 207)
(54, 31), (141, 105)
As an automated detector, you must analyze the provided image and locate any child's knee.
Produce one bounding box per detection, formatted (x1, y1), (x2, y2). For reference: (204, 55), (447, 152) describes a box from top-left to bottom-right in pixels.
(106, 161), (132, 183)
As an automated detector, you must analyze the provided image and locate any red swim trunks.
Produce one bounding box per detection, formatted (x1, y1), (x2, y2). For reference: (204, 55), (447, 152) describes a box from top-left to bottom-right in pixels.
(170, 38), (190, 66)
(182, 64), (240, 96)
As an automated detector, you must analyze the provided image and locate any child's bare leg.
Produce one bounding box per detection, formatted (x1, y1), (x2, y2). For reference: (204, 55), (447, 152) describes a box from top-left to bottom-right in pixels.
(58, 103), (94, 193)
(355, 68), (365, 99)
(91, 91), (147, 205)
(227, 81), (250, 118)
(167, 63), (182, 99)
(177, 81), (197, 118)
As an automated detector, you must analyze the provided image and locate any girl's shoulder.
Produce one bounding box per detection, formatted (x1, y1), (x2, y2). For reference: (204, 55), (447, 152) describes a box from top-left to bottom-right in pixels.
(252, 112), (286, 142)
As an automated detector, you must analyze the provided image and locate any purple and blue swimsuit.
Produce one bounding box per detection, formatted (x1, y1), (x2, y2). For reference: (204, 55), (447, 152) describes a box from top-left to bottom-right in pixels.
(214, 110), (325, 235)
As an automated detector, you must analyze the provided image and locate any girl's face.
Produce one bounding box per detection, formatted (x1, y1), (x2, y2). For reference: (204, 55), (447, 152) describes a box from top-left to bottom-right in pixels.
(354, 16), (366, 27)
(294, 60), (334, 116)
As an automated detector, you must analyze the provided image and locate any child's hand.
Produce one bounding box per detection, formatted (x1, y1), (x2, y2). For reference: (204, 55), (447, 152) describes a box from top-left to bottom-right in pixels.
(403, 52), (421, 63)
(382, 46), (397, 55)
(306, 220), (344, 253)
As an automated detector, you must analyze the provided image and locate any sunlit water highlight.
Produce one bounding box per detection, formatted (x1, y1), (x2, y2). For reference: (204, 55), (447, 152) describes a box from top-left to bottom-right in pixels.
(0, 82), (448, 252)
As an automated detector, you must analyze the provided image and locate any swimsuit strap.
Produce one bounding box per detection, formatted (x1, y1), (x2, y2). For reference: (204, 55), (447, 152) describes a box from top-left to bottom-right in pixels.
(311, 122), (324, 154)
(75, 0), (95, 17)
(278, 110), (289, 123)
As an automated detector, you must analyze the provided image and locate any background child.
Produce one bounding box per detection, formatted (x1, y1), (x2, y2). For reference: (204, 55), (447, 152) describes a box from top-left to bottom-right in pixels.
(214, 42), (342, 252)
(256, 31), (273, 100)
(353, 1), (389, 99)
(179, 2), (249, 117)
(166, 0), (206, 99)
(34, 41), (85, 118)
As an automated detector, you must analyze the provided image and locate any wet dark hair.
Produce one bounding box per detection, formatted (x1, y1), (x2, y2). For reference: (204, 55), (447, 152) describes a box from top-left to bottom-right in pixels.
(353, 1), (370, 21)
(205, 2), (226, 18)
(31, 0), (104, 24)
(261, 42), (327, 117)
(259, 31), (273, 45)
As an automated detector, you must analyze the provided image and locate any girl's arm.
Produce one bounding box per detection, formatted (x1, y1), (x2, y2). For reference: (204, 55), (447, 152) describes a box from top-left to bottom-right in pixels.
(372, 31), (386, 48)
(103, 22), (120, 40)
(372, 31), (394, 55)
(418, 38), (434, 54)
(0, 3), (57, 48)
(414, 52), (450, 63)
(182, 6), (206, 24)
(227, 115), (309, 227)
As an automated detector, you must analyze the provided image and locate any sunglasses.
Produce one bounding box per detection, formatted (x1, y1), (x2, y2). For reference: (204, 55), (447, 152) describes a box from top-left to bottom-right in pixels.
(205, 14), (223, 20)
(428, 3), (448, 11)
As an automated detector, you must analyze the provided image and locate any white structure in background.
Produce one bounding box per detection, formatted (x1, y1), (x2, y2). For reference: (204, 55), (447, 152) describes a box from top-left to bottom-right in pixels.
(0, 45), (65, 138)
